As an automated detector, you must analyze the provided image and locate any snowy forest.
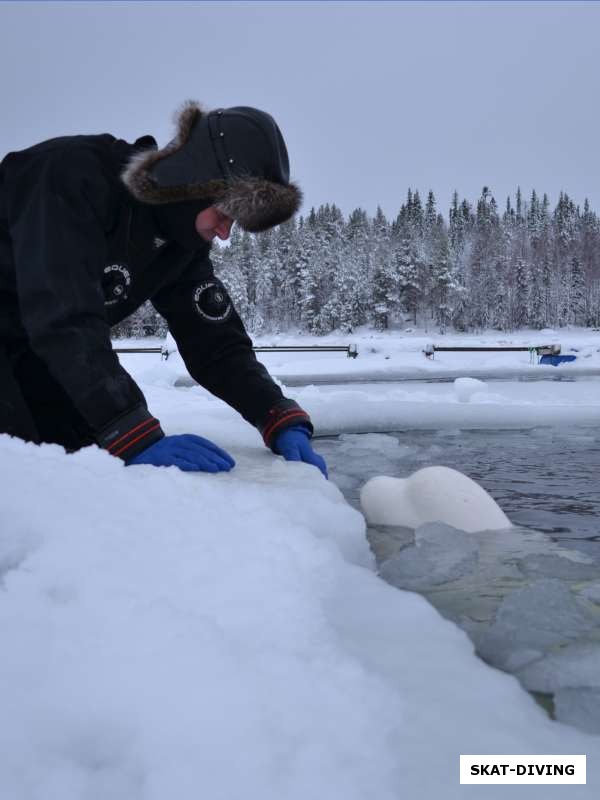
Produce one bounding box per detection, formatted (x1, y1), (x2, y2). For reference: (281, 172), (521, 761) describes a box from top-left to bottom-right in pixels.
(113, 186), (600, 337)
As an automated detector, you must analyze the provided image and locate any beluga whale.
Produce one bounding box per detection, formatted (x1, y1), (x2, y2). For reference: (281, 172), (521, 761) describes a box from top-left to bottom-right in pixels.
(360, 465), (511, 532)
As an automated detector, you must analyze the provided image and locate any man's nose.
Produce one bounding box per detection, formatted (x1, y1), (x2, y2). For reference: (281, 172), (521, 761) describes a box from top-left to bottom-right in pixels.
(215, 219), (233, 240)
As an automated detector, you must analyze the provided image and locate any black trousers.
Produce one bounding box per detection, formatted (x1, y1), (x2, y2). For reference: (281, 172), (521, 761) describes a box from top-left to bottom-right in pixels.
(0, 345), (95, 451)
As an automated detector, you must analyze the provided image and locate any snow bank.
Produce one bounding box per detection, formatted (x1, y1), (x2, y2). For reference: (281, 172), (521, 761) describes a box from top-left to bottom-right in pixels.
(454, 376), (489, 402)
(145, 327), (600, 385)
(121, 329), (600, 435)
(1, 435), (599, 799)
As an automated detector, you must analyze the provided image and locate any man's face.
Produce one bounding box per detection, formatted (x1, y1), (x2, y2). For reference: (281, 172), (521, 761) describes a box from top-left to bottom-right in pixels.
(195, 207), (234, 242)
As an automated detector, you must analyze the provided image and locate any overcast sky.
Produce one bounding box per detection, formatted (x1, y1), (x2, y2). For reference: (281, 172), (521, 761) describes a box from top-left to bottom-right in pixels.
(2, 1), (599, 220)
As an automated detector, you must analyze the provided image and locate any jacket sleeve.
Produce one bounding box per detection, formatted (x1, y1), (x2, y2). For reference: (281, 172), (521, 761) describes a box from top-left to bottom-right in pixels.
(5, 146), (164, 459)
(152, 254), (313, 449)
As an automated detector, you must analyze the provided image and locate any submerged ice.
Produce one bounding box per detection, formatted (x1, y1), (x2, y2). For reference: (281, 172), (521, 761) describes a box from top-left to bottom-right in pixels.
(477, 579), (599, 670)
(379, 522), (479, 591)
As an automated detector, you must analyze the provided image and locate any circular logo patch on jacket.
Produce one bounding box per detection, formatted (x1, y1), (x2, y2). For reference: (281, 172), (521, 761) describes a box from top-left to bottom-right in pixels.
(193, 280), (232, 322)
(102, 264), (131, 306)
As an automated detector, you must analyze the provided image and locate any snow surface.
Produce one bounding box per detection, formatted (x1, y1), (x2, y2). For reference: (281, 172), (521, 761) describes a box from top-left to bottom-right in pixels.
(2, 328), (600, 799)
(156, 328), (600, 432)
(454, 376), (489, 403)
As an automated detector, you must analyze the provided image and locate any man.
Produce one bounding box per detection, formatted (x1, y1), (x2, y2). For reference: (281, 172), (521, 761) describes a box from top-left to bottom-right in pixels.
(0, 101), (327, 477)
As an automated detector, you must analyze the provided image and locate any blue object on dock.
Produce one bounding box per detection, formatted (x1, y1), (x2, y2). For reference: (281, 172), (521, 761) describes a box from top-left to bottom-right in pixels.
(539, 354), (577, 366)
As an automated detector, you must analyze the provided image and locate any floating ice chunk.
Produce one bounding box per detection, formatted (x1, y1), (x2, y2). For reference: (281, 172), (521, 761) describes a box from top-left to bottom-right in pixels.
(580, 582), (600, 604)
(478, 579), (598, 671)
(516, 640), (600, 693)
(517, 553), (599, 581)
(360, 466), (511, 532)
(379, 522), (479, 591)
(337, 433), (407, 458)
(454, 377), (488, 403)
(326, 434), (411, 481)
(554, 687), (600, 735)
(367, 524), (415, 563)
(330, 473), (363, 492)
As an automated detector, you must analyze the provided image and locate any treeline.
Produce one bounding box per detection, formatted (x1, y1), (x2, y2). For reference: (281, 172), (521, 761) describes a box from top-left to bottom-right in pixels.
(113, 186), (600, 337)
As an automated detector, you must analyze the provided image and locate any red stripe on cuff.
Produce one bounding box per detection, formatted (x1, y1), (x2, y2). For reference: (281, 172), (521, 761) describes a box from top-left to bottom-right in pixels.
(112, 423), (161, 458)
(108, 418), (157, 453)
(263, 410), (308, 444)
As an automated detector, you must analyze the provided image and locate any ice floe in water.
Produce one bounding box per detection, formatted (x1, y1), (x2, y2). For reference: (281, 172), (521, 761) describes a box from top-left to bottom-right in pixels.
(375, 524), (600, 733)
(477, 579), (598, 669)
(554, 688), (600, 735)
(358, 462), (600, 736)
(379, 522), (479, 591)
(516, 640), (600, 694)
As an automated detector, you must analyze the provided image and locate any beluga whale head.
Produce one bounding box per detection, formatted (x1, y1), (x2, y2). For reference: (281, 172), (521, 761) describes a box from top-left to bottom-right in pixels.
(360, 465), (511, 532)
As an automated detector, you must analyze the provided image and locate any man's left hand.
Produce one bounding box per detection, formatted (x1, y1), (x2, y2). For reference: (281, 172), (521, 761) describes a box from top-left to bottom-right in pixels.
(274, 425), (328, 479)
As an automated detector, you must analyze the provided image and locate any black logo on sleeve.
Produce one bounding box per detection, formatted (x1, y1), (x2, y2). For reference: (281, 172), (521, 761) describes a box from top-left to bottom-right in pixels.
(193, 280), (233, 322)
(102, 264), (131, 306)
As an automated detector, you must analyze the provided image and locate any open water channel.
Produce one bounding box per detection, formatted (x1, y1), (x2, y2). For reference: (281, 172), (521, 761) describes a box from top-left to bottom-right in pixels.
(315, 423), (600, 735)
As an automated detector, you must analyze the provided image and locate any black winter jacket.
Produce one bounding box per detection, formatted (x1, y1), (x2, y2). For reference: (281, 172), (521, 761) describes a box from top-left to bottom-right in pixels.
(0, 133), (311, 459)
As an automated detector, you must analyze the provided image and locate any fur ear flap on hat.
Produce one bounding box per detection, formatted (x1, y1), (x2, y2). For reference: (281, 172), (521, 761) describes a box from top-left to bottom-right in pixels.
(121, 101), (302, 232)
(215, 177), (302, 233)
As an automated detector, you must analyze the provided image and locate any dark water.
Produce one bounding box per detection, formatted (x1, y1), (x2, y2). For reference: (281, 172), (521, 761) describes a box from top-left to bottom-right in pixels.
(315, 427), (600, 734)
(316, 427), (600, 559)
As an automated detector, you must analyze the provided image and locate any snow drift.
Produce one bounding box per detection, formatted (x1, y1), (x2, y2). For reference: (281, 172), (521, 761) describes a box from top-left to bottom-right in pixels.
(1, 433), (599, 799)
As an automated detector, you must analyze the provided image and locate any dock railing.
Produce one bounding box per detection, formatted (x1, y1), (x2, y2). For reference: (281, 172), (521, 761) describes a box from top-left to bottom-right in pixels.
(114, 343), (359, 360)
(423, 343), (561, 360)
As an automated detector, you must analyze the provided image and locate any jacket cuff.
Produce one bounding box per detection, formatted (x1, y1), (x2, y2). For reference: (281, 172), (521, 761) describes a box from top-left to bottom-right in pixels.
(258, 400), (313, 451)
(96, 405), (164, 461)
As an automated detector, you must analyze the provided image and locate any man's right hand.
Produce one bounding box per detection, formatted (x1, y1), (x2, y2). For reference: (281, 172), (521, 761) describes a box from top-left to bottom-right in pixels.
(126, 433), (235, 473)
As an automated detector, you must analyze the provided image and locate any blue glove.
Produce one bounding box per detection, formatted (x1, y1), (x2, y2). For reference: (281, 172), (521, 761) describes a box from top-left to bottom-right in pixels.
(126, 434), (235, 473)
(274, 425), (328, 479)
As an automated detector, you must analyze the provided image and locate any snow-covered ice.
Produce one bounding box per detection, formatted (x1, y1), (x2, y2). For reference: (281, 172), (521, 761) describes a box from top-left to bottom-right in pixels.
(2, 328), (600, 798)
(454, 376), (489, 402)
(5, 437), (599, 799)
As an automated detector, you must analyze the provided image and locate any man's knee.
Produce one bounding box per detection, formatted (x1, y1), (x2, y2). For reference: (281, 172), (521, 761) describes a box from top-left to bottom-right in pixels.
(0, 349), (41, 443)
(3, 347), (93, 451)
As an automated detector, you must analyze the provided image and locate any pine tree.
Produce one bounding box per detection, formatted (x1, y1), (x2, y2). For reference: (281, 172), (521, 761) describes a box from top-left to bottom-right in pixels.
(371, 206), (396, 329)
(298, 210), (323, 334)
(469, 187), (502, 328)
(429, 233), (455, 333)
(513, 258), (530, 329)
(254, 229), (277, 332)
(515, 186), (524, 226)
(396, 235), (421, 326)
(570, 255), (586, 325)
(277, 218), (303, 329)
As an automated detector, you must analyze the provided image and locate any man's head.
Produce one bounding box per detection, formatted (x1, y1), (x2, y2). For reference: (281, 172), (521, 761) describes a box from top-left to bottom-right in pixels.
(122, 102), (302, 235)
(195, 207), (233, 242)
